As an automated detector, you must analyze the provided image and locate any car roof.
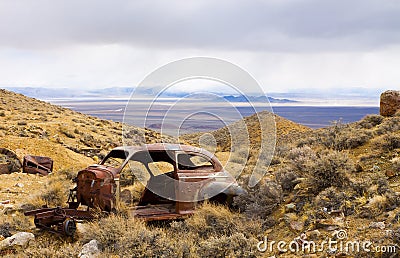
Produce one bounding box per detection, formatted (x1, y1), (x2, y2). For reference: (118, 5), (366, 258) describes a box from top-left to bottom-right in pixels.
(111, 143), (215, 158)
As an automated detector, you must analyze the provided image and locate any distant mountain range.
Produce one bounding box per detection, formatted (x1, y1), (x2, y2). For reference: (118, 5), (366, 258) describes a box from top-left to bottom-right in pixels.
(3, 87), (299, 103)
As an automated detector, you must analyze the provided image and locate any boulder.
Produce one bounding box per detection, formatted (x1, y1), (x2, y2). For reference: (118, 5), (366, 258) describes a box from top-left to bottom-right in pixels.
(79, 239), (100, 258)
(0, 232), (35, 250)
(0, 148), (22, 174)
(380, 90), (400, 116)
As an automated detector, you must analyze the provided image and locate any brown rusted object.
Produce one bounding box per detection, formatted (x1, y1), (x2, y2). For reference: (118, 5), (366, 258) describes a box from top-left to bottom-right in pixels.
(26, 144), (246, 236)
(23, 155), (53, 176)
(24, 207), (94, 236)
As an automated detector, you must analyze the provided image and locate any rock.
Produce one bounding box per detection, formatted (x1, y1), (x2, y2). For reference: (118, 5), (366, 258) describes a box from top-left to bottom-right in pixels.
(370, 221), (385, 229)
(386, 170), (397, 178)
(355, 163), (363, 172)
(14, 183), (24, 188)
(303, 255), (318, 258)
(371, 165), (380, 172)
(0, 222), (12, 238)
(120, 189), (132, 204)
(0, 232), (35, 250)
(315, 216), (345, 231)
(305, 229), (321, 240)
(380, 90), (400, 116)
(76, 223), (89, 236)
(1, 204), (15, 214)
(0, 148), (22, 173)
(284, 213), (304, 232)
(79, 239), (100, 258)
(285, 203), (296, 213)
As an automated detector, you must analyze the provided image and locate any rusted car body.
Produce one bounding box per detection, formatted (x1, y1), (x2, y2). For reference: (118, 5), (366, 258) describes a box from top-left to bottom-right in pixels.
(23, 155), (53, 176)
(25, 144), (245, 236)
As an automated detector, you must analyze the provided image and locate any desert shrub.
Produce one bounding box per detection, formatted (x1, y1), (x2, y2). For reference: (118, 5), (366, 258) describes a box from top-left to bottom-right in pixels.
(197, 232), (258, 258)
(312, 120), (372, 150)
(327, 129), (371, 150)
(275, 168), (299, 192)
(307, 151), (354, 194)
(81, 216), (156, 254)
(376, 178), (400, 211)
(376, 117), (400, 134)
(339, 130), (371, 149)
(0, 212), (31, 232)
(0, 111), (5, 117)
(81, 215), (192, 257)
(171, 203), (239, 238)
(392, 228), (400, 245)
(274, 144), (291, 158)
(17, 120), (27, 126)
(30, 173), (74, 207)
(0, 222), (12, 238)
(286, 145), (316, 171)
(40, 181), (69, 206)
(314, 187), (356, 216)
(22, 234), (81, 257)
(270, 156), (281, 165)
(372, 133), (400, 151)
(392, 157), (400, 172)
(232, 147), (249, 159)
(59, 125), (75, 138)
(234, 180), (282, 219)
(230, 153), (247, 164)
(356, 114), (384, 129)
(359, 195), (388, 218)
(56, 168), (77, 181)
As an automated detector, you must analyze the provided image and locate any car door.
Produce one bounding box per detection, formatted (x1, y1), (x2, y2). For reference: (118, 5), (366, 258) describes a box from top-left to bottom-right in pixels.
(175, 152), (216, 214)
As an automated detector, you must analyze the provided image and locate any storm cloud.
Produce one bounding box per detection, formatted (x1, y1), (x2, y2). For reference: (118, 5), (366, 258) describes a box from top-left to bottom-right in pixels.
(0, 0), (399, 92)
(1, 0), (400, 52)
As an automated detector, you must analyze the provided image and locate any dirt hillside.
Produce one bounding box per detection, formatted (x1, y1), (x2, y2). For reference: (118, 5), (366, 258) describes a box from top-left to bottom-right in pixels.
(0, 89), (176, 170)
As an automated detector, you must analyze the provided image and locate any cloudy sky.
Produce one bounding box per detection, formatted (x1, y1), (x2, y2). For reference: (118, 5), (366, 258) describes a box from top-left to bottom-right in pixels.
(0, 0), (399, 93)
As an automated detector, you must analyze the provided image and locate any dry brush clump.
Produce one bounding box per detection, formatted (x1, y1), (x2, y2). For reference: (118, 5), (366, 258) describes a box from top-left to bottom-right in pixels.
(355, 114), (384, 129)
(392, 157), (400, 172)
(24, 171), (74, 209)
(371, 133), (400, 151)
(297, 115), (393, 151)
(276, 146), (354, 195)
(234, 180), (283, 220)
(77, 203), (262, 257)
(306, 151), (354, 194)
(80, 216), (170, 257)
(375, 116), (400, 135)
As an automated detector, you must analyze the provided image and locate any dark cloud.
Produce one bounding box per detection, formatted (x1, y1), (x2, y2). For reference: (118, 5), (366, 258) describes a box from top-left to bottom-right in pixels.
(0, 0), (400, 51)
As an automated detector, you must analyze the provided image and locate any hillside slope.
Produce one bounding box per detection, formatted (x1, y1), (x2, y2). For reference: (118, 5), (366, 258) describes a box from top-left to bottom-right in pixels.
(0, 89), (176, 170)
(181, 111), (312, 152)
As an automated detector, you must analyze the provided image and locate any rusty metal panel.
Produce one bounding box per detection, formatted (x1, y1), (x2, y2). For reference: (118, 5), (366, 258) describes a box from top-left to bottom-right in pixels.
(75, 165), (117, 212)
(23, 155), (53, 176)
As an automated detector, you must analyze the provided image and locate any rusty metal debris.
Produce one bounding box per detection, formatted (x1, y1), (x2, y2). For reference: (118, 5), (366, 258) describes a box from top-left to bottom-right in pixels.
(24, 207), (94, 236)
(23, 155), (53, 176)
(25, 144), (245, 237)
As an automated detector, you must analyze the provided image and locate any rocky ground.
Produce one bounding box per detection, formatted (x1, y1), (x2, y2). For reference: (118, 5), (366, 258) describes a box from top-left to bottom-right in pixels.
(0, 89), (399, 257)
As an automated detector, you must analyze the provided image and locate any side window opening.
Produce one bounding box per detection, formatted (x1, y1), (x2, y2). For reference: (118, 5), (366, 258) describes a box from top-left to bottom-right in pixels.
(177, 153), (214, 170)
(148, 161), (174, 176)
(101, 150), (129, 168)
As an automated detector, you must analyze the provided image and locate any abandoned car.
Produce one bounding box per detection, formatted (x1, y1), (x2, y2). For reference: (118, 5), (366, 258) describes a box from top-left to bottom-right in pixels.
(25, 143), (245, 236)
